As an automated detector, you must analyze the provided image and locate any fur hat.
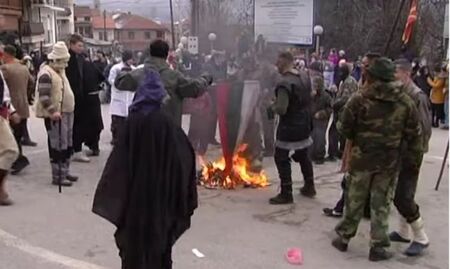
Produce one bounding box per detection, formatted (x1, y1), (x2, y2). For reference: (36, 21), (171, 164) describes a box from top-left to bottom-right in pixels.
(47, 41), (70, 60)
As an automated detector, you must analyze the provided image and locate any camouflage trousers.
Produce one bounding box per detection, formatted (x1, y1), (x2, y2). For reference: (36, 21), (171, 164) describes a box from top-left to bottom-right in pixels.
(335, 168), (398, 248)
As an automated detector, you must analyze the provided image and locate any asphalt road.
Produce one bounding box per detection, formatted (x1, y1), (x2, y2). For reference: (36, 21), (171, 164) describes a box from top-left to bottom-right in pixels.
(0, 105), (448, 269)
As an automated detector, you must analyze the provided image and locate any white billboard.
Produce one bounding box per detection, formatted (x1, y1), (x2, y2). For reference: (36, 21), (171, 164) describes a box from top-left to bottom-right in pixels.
(254, 0), (314, 45)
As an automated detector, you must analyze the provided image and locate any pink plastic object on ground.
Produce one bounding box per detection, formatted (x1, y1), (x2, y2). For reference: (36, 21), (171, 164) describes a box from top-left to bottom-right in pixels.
(286, 248), (304, 265)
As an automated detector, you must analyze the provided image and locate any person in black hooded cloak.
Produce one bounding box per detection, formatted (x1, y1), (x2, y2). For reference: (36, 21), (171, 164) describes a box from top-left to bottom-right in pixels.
(92, 68), (198, 269)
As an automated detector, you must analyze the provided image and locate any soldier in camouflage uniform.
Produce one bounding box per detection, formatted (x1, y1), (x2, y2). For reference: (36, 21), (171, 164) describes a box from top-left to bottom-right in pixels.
(327, 63), (358, 161)
(332, 58), (423, 261)
(389, 59), (432, 257)
(309, 62), (332, 164)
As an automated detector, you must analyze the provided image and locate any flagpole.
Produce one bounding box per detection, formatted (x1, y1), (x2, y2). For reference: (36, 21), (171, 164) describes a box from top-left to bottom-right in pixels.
(383, 0), (408, 55)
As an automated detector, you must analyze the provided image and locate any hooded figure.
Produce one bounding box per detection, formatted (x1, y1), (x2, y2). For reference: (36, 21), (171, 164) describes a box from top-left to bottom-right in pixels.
(92, 69), (198, 269)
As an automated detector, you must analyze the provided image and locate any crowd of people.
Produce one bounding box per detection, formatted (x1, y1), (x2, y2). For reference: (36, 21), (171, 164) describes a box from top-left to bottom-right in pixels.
(0, 32), (448, 268)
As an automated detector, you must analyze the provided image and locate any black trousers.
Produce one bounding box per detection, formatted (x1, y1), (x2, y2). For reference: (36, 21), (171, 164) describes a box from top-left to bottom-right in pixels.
(10, 119), (29, 169)
(274, 147), (314, 192)
(328, 116), (345, 158)
(393, 155), (423, 223)
(334, 175), (370, 217)
(111, 115), (126, 145)
(431, 103), (444, 126)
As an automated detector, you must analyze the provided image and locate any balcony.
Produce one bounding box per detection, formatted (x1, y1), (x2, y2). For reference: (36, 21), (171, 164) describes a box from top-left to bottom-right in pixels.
(21, 22), (45, 44)
(57, 7), (72, 19)
(21, 22), (45, 36)
(0, 0), (22, 11)
(31, 0), (66, 12)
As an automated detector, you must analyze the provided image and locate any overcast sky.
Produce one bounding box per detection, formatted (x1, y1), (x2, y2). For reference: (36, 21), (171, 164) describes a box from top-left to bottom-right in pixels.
(74, 0), (189, 21)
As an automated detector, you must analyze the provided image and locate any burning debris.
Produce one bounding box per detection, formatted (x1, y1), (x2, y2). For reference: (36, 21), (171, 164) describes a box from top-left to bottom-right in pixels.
(198, 145), (269, 190)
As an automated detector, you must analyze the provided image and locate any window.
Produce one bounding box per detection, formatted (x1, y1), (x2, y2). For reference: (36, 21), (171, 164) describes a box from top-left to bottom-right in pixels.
(145, 32), (151, 40)
(157, 31), (164, 38)
(99, 32), (104, 41)
(128, 31), (135, 40)
(84, 16), (90, 22)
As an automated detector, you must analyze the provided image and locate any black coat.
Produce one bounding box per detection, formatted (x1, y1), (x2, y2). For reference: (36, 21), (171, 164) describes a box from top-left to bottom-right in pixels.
(92, 110), (198, 269)
(66, 50), (84, 109)
(82, 60), (104, 139)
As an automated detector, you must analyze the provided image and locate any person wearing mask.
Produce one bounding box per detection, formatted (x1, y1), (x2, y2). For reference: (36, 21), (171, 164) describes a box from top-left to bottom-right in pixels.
(108, 50), (135, 145)
(0, 45), (34, 175)
(269, 51), (315, 205)
(331, 58), (422, 261)
(92, 68), (197, 269)
(0, 68), (19, 205)
(81, 54), (104, 156)
(66, 34), (90, 163)
(309, 62), (332, 165)
(36, 42), (77, 187)
(327, 63), (358, 161)
(115, 40), (213, 127)
(428, 65), (446, 127)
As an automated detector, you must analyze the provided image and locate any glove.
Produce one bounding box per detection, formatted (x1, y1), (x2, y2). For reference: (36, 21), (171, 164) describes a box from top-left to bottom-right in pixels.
(201, 73), (213, 86)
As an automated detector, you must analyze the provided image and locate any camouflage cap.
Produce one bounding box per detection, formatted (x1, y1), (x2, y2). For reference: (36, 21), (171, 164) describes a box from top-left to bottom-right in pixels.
(367, 57), (396, 82)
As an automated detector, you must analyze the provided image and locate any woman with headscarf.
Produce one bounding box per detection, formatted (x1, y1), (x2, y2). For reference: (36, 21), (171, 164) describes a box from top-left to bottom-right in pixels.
(92, 68), (198, 269)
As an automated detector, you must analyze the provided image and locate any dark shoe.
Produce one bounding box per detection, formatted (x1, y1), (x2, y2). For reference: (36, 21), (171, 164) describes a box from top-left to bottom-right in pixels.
(0, 196), (13, 206)
(325, 156), (337, 162)
(21, 140), (37, 147)
(300, 185), (316, 198)
(404, 241), (429, 257)
(11, 157), (30, 175)
(269, 193), (293, 205)
(66, 174), (79, 182)
(263, 150), (274, 157)
(52, 179), (73, 187)
(369, 247), (393, 262)
(314, 159), (325, 165)
(332, 237), (348, 252)
(389, 231), (411, 243)
(323, 208), (343, 218)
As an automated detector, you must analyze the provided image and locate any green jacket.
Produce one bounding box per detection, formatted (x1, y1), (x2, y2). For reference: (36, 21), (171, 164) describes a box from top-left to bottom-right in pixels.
(115, 57), (209, 126)
(334, 75), (358, 112)
(338, 81), (423, 171)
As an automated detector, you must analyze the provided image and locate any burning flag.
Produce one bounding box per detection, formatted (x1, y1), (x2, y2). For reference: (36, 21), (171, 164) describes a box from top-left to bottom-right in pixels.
(402, 0), (418, 44)
(198, 80), (269, 189)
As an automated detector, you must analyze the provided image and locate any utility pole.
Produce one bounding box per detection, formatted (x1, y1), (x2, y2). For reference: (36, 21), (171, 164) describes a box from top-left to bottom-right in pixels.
(169, 0), (176, 49)
(103, 9), (107, 41)
(384, 0), (407, 55)
(191, 0), (198, 36)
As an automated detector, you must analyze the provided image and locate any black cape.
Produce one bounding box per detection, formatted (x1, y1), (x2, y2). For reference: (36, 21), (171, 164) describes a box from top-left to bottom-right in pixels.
(92, 111), (198, 269)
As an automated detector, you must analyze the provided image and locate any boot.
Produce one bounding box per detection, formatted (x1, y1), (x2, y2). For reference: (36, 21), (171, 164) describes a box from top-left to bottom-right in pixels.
(300, 179), (316, 198)
(52, 179), (73, 187)
(389, 217), (411, 243)
(369, 247), (393, 262)
(405, 217), (429, 256)
(332, 237), (348, 252)
(269, 183), (293, 205)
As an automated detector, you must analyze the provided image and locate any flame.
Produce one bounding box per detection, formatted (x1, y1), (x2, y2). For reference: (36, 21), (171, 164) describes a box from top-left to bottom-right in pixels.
(199, 144), (269, 189)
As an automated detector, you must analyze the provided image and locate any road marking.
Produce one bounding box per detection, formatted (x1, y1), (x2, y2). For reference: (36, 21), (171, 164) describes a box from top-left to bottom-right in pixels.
(0, 228), (108, 269)
(427, 155), (445, 161)
(25, 148), (48, 156)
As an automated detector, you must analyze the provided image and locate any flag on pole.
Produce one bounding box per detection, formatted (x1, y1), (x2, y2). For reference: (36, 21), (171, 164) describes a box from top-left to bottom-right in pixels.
(402, 0), (418, 44)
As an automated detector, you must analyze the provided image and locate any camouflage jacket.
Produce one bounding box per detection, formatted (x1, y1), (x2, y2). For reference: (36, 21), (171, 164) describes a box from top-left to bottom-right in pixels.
(337, 81), (423, 171)
(115, 57), (209, 126)
(333, 75), (358, 112)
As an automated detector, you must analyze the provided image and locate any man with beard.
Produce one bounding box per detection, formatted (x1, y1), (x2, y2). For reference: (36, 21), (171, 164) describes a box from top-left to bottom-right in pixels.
(92, 69), (197, 269)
